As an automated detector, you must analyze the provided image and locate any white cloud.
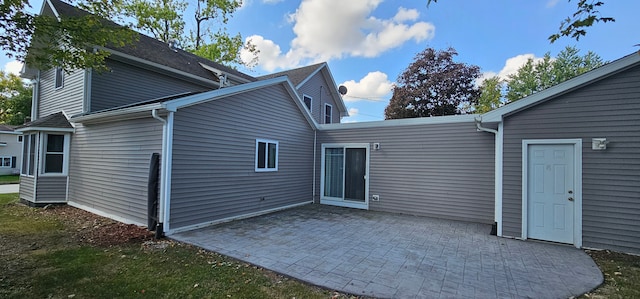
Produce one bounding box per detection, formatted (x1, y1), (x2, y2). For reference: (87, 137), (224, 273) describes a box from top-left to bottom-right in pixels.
(480, 54), (544, 83)
(262, 0), (283, 4)
(393, 7), (419, 22)
(340, 71), (393, 102)
(3, 60), (23, 76)
(242, 0), (435, 71)
(348, 107), (359, 116)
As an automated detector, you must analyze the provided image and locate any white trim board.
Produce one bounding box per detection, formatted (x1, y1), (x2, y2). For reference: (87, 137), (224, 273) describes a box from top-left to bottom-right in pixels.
(521, 139), (583, 249)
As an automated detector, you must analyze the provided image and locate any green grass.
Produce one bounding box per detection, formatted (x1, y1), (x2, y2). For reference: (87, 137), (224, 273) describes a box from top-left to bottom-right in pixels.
(0, 194), (346, 299)
(0, 175), (20, 184)
(579, 250), (640, 299)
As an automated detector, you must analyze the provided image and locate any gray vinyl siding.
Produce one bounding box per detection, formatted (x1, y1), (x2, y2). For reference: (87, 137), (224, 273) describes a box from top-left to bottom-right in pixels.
(90, 59), (212, 112)
(38, 68), (85, 118)
(19, 175), (34, 202)
(502, 64), (640, 254)
(68, 118), (163, 225)
(317, 122), (496, 224)
(35, 176), (67, 202)
(298, 72), (341, 124)
(169, 84), (315, 230)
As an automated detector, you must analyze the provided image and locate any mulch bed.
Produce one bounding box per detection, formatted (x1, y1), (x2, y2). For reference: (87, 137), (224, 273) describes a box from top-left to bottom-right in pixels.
(42, 204), (155, 247)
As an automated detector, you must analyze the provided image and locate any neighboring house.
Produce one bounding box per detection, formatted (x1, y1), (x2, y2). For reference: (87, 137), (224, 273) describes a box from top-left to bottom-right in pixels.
(0, 125), (22, 175)
(19, 0), (640, 255)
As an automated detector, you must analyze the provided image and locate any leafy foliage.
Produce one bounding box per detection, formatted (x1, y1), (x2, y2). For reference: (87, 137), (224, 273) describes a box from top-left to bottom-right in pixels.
(1, 0), (137, 71)
(475, 76), (503, 114)
(0, 71), (32, 125)
(122, 0), (187, 44)
(548, 0), (615, 43)
(426, 0), (615, 43)
(384, 47), (480, 119)
(505, 46), (604, 102)
(474, 46), (604, 112)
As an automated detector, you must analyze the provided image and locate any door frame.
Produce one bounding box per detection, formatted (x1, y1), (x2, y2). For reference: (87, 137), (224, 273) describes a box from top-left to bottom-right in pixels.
(521, 139), (582, 248)
(320, 143), (370, 209)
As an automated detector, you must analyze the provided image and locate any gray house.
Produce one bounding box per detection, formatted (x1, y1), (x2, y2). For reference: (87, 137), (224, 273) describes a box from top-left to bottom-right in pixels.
(20, 0), (640, 255)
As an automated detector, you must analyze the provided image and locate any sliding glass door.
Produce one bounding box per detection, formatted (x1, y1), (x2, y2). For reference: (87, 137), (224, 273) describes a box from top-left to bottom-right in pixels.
(321, 144), (369, 209)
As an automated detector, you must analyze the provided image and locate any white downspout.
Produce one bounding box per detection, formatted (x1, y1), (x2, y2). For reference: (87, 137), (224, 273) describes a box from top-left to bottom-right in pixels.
(312, 130), (317, 203)
(475, 116), (502, 236)
(151, 109), (167, 230)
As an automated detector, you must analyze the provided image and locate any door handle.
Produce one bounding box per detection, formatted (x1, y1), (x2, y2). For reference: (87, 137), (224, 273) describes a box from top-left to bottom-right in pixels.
(568, 197), (574, 201)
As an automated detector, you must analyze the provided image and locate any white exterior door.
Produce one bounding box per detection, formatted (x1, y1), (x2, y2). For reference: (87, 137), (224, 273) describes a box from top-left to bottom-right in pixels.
(526, 144), (575, 244)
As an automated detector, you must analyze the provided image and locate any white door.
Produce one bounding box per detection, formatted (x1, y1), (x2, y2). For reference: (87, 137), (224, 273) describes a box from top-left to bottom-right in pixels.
(527, 144), (575, 244)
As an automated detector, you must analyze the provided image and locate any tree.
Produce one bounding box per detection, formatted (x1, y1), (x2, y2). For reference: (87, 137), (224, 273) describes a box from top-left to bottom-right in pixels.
(426, 0), (614, 43)
(384, 47), (480, 119)
(505, 46), (604, 102)
(475, 76), (503, 114)
(0, 71), (32, 125)
(117, 0), (254, 66)
(2, 0), (137, 71)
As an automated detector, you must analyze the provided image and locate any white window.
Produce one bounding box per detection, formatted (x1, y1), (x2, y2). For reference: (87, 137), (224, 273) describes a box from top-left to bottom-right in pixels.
(0, 156), (15, 168)
(255, 139), (278, 172)
(43, 134), (66, 174)
(17, 135), (23, 143)
(303, 95), (312, 111)
(55, 67), (64, 89)
(21, 133), (36, 176)
(324, 103), (333, 124)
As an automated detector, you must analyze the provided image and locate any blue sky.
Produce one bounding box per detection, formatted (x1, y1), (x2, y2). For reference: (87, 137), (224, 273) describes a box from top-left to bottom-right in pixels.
(3, 0), (639, 122)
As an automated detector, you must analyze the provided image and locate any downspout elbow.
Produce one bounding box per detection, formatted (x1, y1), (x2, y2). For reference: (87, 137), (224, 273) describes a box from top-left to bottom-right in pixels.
(475, 116), (498, 135)
(152, 109), (166, 125)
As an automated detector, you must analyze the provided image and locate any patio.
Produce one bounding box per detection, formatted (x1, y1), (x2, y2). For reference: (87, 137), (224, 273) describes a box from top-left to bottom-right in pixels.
(171, 204), (602, 298)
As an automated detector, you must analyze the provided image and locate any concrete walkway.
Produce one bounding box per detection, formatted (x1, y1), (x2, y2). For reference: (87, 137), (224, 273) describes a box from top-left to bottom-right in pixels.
(172, 204), (602, 299)
(0, 183), (19, 194)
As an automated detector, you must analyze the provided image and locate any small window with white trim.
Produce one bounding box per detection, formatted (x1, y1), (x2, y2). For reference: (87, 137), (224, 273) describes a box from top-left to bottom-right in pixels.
(55, 67), (64, 89)
(303, 95), (312, 111)
(21, 133), (36, 176)
(324, 103), (333, 124)
(17, 135), (23, 142)
(255, 139), (278, 172)
(43, 134), (65, 173)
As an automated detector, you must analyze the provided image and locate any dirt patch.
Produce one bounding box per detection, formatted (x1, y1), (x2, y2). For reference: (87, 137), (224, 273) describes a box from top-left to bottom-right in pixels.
(42, 205), (155, 247)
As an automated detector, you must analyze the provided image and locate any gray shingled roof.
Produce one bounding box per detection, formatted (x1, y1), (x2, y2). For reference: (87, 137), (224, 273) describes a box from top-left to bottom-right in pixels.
(17, 112), (73, 129)
(49, 0), (255, 83)
(0, 125), (16, 132)
(257, 63), (325, 86)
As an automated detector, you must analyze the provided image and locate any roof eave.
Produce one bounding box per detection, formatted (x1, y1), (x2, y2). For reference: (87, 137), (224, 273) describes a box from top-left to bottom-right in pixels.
(70, 103), (165, 124)
(319, 114), (479, 130)
(16, 127), (75, 133)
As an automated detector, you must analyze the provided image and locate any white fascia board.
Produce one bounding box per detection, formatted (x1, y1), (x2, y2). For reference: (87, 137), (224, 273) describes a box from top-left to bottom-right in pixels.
(482, 51), (640, 122)
(97, 47), (220, 87)
(0, 131), (21, 135)
(70, 102), (164, 123)
(15, 127), (75, 133)
(295, 63), (325, 89)
(44, 0), (61, 20)
(282, 81), (320, 130)
(319, 114), (479, 130)
(199, 63), (252, 84)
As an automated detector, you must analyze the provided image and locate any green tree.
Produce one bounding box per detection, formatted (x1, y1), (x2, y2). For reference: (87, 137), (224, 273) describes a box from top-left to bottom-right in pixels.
(1, 0), (137, 71)
(475, 76), (503, 113)
(384, 47), (480, 119)
(0, 71), (32, 125)
(116, 0), (255, 66)
(426, 0), (614, 43)
(505, 46), (604, 102)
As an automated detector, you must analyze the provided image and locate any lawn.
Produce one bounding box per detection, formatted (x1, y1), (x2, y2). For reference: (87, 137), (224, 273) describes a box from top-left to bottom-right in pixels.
(0, 174), (19, 184)
(0, 193), (355, 299)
